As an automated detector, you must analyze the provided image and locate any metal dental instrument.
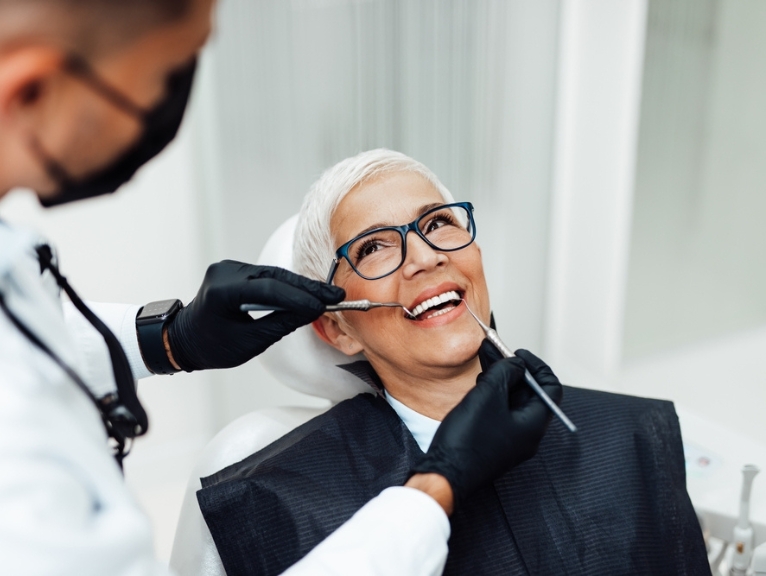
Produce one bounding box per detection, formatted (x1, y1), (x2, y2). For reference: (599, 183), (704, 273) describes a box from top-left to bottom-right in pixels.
(240, 300), (415, 315)
(462, 301), (577, 433)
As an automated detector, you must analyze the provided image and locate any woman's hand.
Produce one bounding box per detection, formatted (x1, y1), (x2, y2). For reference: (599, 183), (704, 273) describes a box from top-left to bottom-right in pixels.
(410, 341), (563, 511)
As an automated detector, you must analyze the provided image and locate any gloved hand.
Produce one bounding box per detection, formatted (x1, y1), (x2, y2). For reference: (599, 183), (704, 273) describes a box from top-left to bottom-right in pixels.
(167, 260), (345, 371)
(411, 341), (563, 509)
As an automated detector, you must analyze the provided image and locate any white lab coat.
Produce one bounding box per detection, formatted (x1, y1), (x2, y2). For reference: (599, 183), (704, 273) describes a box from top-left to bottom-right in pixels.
(0, 222), (450, 576)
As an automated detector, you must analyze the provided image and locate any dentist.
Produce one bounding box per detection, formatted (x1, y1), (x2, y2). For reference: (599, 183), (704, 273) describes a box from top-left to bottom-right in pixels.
(0, 1), (559, 574)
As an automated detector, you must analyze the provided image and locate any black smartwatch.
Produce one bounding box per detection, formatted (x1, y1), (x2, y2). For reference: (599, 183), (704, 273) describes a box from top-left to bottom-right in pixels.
(136, 299), (184, 375)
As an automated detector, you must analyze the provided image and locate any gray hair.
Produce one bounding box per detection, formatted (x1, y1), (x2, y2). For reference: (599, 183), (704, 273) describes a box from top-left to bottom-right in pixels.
(293, 149), (456, 282)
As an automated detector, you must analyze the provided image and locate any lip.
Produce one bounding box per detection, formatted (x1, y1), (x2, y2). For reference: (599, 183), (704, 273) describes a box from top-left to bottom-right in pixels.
(407, 282), (464, 312)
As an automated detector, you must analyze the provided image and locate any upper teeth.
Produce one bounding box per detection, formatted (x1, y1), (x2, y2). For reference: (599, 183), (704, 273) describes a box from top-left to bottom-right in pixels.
(410, 290), (461, 318)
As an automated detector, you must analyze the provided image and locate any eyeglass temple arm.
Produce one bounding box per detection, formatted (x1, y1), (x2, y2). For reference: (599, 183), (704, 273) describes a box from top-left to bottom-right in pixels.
(325, 259), (340, 284)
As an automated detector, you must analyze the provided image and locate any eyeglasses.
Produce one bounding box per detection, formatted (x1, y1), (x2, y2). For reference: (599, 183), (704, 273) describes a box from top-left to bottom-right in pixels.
(326, 202), (476, 284)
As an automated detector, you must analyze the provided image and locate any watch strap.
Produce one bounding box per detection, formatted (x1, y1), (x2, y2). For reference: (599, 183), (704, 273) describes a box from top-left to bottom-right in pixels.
(136, 302), (182, 375)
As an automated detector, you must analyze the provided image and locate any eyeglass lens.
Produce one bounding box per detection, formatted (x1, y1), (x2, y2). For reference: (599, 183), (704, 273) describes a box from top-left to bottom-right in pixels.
(347, 205), (474, 280)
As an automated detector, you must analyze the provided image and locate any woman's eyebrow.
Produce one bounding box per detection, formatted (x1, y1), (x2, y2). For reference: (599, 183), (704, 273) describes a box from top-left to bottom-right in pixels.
(352, 203), (445, 237)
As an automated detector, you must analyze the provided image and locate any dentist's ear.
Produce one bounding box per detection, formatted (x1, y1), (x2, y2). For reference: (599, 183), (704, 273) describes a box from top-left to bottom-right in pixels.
(312, 314), (364, 356)
(0, 47), (62, 122)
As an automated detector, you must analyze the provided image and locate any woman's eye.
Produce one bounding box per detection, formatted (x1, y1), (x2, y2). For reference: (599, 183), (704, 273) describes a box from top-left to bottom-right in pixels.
(355, 239), (384, 261)
(424, 214), (455, 233)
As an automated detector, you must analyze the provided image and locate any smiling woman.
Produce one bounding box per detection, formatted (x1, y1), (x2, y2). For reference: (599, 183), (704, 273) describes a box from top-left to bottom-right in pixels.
(197, 150), (710, 576)
(296, 150), (489, 420)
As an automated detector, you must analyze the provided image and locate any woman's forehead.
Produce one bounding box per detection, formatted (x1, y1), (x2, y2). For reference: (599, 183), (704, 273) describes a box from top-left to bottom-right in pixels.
(332, 172), (445, 240)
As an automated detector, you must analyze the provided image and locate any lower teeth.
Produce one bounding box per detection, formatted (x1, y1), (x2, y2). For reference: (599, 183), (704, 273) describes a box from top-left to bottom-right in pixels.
(422, 304), (456, 320)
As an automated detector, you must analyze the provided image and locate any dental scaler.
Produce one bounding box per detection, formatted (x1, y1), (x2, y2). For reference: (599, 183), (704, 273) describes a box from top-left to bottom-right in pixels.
(241, 300), (414, 314)
(462, 301), (577, 433)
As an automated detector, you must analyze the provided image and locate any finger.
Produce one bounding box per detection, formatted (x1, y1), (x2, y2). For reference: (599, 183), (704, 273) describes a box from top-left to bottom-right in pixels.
(239, 279), (327, 316)
(476, 355), (526, 387)
(248, 266), (346, 304)
(508, 372), (534, 408)
(540, 379), (564, 406)
(513, 350), (563, 406)
(514, 348), (558, 384)
(247, 310), (318, 343)
(517, 355), (563, 407)
(476, 356), (527, 409)
(478, 339), (503, 372)
(513, 392), (555, 433)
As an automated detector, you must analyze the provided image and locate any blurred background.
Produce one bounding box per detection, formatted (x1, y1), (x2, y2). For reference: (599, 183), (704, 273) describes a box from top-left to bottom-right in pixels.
(1, 0), (765, 562)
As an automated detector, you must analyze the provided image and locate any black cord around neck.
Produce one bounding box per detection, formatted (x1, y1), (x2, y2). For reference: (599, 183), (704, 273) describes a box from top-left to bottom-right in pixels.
(36, 245), (148, 438)
(0, 290), (133, 467)
(0, 245), (150, 469)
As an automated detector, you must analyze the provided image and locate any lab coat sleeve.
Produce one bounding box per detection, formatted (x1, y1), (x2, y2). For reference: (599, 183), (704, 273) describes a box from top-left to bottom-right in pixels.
(282, 486), (450, 576)
(64, 302), (153, 397)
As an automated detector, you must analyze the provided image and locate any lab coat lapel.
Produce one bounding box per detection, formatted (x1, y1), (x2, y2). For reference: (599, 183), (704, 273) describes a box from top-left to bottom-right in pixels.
(0, 224), (79, 381)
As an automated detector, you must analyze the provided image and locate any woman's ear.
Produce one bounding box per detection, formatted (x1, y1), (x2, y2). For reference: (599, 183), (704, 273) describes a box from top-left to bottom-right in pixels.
(312, 314), (364, 356)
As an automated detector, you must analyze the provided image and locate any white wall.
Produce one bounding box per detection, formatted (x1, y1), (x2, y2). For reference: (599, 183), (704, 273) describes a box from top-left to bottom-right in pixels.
(622, 0), (766, 454)
(544, 0), (766, 448)
(544, 0), (649, 389)
(625, 0), (766, 359)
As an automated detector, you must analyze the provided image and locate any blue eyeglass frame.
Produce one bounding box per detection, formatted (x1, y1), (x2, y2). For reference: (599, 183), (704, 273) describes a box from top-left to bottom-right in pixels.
(325, 201), (476, 284)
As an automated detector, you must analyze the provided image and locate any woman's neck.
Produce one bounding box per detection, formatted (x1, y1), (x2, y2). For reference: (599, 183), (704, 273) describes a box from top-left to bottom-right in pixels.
(372, 356), (482, 421)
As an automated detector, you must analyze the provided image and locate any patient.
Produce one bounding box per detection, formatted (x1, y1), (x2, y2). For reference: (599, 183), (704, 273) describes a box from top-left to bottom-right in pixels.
(197, 150), (709, 576)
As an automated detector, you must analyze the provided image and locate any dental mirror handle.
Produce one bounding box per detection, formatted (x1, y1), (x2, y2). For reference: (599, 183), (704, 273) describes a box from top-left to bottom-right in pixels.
(240, 300), (377, 314)
(241, 304), (281, 312)
(484, 328), (578, 433)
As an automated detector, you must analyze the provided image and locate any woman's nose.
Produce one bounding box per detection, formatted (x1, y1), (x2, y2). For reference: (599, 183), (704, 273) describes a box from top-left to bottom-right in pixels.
(400, 231), (448, 278)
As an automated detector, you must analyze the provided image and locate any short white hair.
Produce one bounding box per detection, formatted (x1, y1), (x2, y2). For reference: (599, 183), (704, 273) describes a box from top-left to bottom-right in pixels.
(293, 149), (456, 282)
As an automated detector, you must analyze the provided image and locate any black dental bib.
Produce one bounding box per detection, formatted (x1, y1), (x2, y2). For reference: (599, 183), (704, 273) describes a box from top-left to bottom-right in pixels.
(197, 366), (708, 576)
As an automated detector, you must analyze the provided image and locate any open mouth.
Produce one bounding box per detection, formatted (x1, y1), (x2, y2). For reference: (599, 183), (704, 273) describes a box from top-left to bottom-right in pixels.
(406, 290), (464, 321)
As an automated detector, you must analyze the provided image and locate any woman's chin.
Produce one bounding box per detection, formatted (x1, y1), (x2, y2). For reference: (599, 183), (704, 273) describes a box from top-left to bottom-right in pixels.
(415, 334), (484, 369)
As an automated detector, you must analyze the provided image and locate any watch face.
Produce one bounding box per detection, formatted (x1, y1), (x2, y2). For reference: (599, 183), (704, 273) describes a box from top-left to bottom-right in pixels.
(137, 299), (181, 322)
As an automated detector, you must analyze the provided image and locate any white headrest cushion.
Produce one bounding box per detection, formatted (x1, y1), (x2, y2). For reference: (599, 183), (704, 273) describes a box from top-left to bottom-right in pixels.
(255, 215), (370, 402)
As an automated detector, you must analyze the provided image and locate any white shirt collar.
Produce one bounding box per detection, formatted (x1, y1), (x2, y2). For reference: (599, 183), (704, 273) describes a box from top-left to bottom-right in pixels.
(0, 222), (38, 279)
(384, 390), (441, 453)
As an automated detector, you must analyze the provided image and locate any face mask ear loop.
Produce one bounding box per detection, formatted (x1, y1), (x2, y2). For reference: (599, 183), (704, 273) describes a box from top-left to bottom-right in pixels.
(62, 54), (148, 120)
(27, 135), (77, 190)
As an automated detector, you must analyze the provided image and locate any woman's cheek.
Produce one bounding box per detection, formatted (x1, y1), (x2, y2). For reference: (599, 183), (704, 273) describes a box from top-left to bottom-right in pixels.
(339, 277), (368, 301)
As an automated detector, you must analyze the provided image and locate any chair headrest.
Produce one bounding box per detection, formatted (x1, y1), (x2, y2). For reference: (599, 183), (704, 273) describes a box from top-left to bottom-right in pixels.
(255, 215), (370, 403)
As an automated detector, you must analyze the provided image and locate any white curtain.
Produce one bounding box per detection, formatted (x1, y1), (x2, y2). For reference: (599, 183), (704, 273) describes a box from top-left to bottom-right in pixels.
(193, 0), (561, 420)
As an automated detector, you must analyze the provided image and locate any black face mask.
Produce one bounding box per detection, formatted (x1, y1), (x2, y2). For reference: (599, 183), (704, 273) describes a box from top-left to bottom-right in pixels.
(36, 55), (198, 208)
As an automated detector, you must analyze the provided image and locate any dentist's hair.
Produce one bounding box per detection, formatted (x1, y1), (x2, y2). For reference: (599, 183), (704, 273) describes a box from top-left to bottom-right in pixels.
(294, 149), (456, 282)
(0, 0), (193, 55)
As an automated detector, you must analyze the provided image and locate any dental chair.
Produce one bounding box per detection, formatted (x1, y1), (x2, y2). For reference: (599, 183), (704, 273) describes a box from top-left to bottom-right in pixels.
(168, 215), (369, 576)
(170, 216), (766, 576)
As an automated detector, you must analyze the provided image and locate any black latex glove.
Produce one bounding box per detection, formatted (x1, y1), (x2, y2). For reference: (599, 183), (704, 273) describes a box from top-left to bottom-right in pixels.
(411, 340), (563, 509)
(167, 260), (345, 371)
